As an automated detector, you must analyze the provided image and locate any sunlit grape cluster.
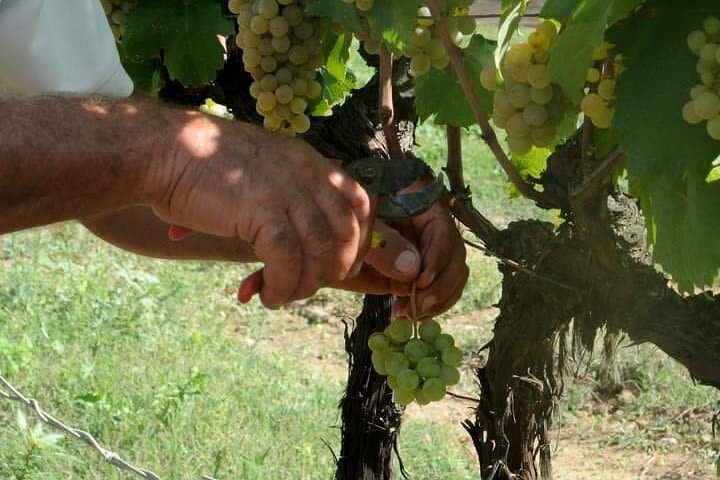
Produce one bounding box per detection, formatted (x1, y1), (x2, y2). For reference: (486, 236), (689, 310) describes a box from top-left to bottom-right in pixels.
(486, 21), (570, 155)
(398, 5), (476, 76)
(230, 0), (327, 135)
(101, 0), (137, 41)
(368, 317), (462, 406)
(682, 16), (720, 141)
(580, 43), (624, 129)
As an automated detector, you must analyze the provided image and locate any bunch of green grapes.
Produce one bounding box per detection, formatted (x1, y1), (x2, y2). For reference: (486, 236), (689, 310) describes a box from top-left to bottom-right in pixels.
(484, 20), (570, 155)
(230, 0), (327, 135)
(398, 6), (477, 76)
(368, 317), (462, 406)
(682, 16), (720, 141)
(580, 43), (624, 129)
(101, 0), (137, 41)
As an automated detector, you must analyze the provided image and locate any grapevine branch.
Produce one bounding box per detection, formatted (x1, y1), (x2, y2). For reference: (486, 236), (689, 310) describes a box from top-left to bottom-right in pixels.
(379, 46), (404, 159)
(445, 125), (500, 247)
(424, 0), (558, 207)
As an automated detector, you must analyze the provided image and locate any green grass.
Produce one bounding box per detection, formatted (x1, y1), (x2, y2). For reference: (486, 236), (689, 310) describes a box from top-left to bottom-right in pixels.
(0, 122), (718, 480)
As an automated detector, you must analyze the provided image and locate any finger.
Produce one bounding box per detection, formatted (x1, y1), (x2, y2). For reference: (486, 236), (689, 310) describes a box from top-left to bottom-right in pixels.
(328, 169), (372, 274)
(238, 269), (264, 304)
(330, 265), (412, 296)
(415, 261), (469, 319)
(314, 187), (360, 281)
(349, 196), (378, 277)
(415, 206), (464, 289)
(288, 200), (336, 301)
(364, 222), (421, 282)
(168, 224), (195, 241)
(251, 210), (303, 308)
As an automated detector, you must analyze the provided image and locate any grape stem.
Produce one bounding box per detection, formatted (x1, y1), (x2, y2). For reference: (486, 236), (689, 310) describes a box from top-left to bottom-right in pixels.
(379, 46), (404, 159)
(424, 0), (559, 207)
(445, 125), (500, 248)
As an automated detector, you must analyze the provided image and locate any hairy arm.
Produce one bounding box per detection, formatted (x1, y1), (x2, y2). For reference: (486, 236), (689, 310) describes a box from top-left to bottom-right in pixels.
(0, 97), (169, 234)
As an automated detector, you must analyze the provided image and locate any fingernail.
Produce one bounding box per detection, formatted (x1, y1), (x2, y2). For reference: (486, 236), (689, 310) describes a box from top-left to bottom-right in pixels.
(421, 296), (437, 314)
(394, 250), (419, 274)
(422, 270), (437, 287)
(349, 261), (363, 277)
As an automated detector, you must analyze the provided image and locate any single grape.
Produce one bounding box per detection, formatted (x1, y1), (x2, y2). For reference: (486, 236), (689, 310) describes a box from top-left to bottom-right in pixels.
(418, 319), (441, 342)
(704, 16), (720, 36)
(441, 346), (463, 367)
(590, 105), (613, 129)
(507, 112), (531, 137)
(243, 48), (262, 68)
(306, 80), (323, 99)
(290, 97), (307, 114)
(527, 31), (550, 53)
(422, 378), (446, 402)
(411, 26), (432, 47)
(276, 67), (293, 84)
(707, 115), (720, 140)
(434, 333), (455, 351)
(690, 84), (709, 99)
(387, 374), (399, 390)
(535, 20), (558, 43)
(288, 45), (309, 65)
(480, 65), (497, 91)
(294, 20), (314, 40)
(371, 351), (389, 375)
(257, 0), (279, 19)
(404, 339), (430, 363)
(693, 91), (720, 119)
(417, 6), (434, 27)
(250, 15), (269, 34)
(410, 54), (432, 76)
(591, 42), (610, 61)
(425, 39), (446, 59)
(416, 357), (442, 378)
(386, 317), (414, 343)
(260, 56), (278, 73)
(508, 83), (531, 109)
(492, 114), (509, 129)
(586, 68), (601, 83)
(523, 103), (548, 127)
(581, 93), (605, 117)
(493, 91), (516, 117)
(274, 103), (291, 120)
(275, 84), (294, 104)
(268, 16), (289, 36)
(356, 0), (374, 12)
(507, 135), (533, 155)
(507, 61), (530, 83)
(688, 30), (708, 55)
(439, 366), (461, 386)
(240, 30), (261, 48)
(699, 43), (718, 62)
(431, 55), (450, 70)
(368, 332), (390, 352)
(397, 369), (420, 391)
(393, 388), (415, 406)
(682, 102), (703, 124)
(249, 81), (262, 98)
(263, 114), (282, 131)
(504, 43), (533, 65)
(530, 85), (554, 105)
(386, 352), (411, 375)
(257, 91), (278, 111)
(414, 387), (431, 406)
(531, 124), (556, 147)
(282, 5), (303, 26)
(597, 79), (616, 100)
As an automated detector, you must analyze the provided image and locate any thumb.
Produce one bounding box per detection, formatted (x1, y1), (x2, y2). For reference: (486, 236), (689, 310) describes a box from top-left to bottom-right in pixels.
(364, 221), (421, 282)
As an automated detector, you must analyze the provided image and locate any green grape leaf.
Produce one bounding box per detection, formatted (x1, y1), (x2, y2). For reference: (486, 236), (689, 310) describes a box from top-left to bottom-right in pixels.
(122, 0), (233, 87)
(633, 170), (720, 291)
(311, 34), (356, 116)
(118, 45), (165, 96)
(365, 0), (423, 51)
(415, 36), (495, 127)
(611, 0), (720, 179)
(607, 0), (643, 25)
(548, 0), (611, 104)
(540, 0), (580, 21)
(495, 0), (529, 71)
(305, 0), (362, 32)
(507, 147), (550, 197)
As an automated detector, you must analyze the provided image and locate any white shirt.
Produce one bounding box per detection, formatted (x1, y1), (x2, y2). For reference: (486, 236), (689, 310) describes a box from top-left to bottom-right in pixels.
(0, 0), (133, 98)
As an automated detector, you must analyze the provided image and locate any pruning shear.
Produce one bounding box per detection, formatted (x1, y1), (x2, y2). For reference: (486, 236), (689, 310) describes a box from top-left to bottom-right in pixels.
(170, 157), (445, 303)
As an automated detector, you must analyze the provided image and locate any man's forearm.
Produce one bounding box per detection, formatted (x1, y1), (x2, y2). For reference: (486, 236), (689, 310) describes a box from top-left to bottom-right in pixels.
(0, 96), (172, 234)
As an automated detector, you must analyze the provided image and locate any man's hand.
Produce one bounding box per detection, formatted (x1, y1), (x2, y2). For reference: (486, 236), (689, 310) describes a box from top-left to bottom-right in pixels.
(392, 199), (469, 319)
(150, 114), (373, 307)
